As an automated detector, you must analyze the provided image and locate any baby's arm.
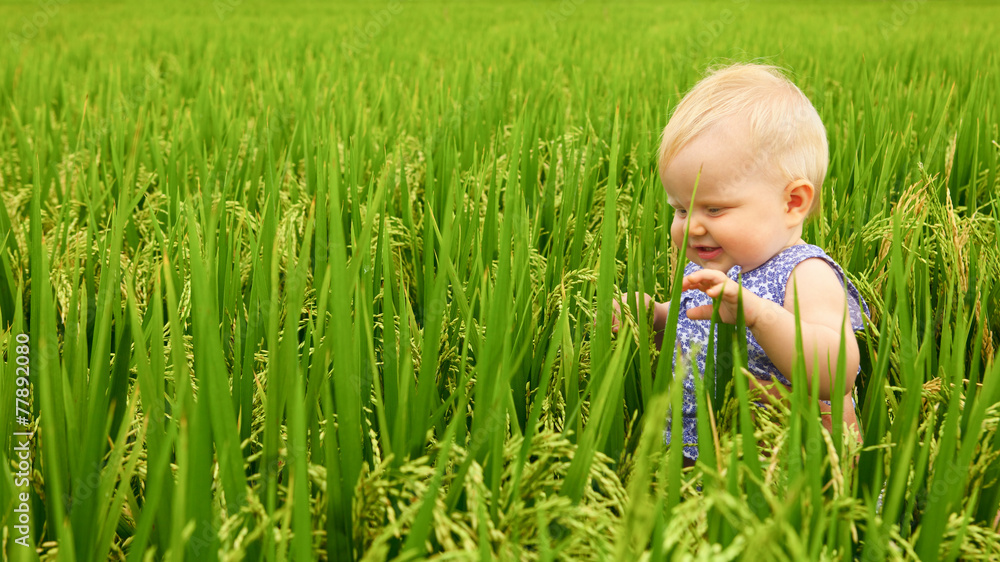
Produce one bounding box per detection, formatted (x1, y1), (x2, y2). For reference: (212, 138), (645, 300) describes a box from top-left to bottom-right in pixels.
(683, 259), (860, 401)
(612, 293), (671, 347)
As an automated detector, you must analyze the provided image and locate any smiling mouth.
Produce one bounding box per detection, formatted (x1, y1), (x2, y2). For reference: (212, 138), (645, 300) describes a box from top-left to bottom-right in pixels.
(693, 246), (723, 260)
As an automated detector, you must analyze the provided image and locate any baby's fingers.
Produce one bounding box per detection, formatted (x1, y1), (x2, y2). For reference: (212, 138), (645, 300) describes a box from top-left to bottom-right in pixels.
(687, 279), (731, 301)
(610, 293), (633, 333)
(685, 304), (716, 321)
(687, 275), (742, 303)
(682, 269), (729, 292)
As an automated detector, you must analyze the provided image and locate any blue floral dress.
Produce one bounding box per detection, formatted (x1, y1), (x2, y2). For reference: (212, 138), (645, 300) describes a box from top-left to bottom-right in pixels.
(664, 244), (869, 460)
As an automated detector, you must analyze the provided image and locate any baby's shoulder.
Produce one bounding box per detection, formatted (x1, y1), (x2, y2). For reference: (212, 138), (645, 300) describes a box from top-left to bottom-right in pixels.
(773, 246), (870, 329)
(782, 257), (850, 312)
(755, 244), (843, 294)
(785, 257), (846, 293)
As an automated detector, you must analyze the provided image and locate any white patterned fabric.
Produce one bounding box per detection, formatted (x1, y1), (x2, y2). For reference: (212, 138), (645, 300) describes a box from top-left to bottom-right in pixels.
(664, 244), (869, 460)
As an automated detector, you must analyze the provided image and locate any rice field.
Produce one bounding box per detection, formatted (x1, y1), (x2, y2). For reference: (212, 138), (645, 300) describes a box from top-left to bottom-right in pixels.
(1, 0), (999, 560)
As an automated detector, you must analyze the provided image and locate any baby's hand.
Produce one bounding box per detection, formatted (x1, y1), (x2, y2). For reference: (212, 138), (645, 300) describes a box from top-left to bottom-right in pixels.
(682, 269), (771, 327)
(611, 292), (660, 333)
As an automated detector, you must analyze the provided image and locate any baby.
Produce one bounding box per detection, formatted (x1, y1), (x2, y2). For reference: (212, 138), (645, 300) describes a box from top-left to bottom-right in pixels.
(624, 64), (868, 463)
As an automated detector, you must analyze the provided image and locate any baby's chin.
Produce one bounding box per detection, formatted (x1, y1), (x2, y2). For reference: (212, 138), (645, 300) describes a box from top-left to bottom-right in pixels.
(695, 258), (764, 275)
(681, 246), (764, 273)
(687, 252), (737, 273)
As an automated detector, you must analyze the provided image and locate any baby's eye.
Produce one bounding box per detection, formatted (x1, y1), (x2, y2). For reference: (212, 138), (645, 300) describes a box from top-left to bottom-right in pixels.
(673, 208), (688, 217)
(706, 207), (725, 216)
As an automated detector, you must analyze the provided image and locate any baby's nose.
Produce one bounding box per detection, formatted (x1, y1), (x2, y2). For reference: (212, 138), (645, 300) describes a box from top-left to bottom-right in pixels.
(688, 216), (708, 235)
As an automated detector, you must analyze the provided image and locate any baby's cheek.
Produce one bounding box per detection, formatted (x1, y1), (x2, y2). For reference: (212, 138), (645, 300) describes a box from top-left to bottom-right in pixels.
(670, 223), (684, 244)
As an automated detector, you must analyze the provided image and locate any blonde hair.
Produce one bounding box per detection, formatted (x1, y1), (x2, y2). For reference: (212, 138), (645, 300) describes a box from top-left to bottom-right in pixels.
(658, 64), (828, 213)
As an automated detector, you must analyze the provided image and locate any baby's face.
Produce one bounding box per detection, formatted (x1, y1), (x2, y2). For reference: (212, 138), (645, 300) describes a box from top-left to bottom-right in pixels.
(661, 122), (804, 274)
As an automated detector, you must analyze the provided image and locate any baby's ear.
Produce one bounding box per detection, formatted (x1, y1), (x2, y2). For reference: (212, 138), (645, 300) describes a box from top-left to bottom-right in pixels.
(783, 179), (815, 222)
